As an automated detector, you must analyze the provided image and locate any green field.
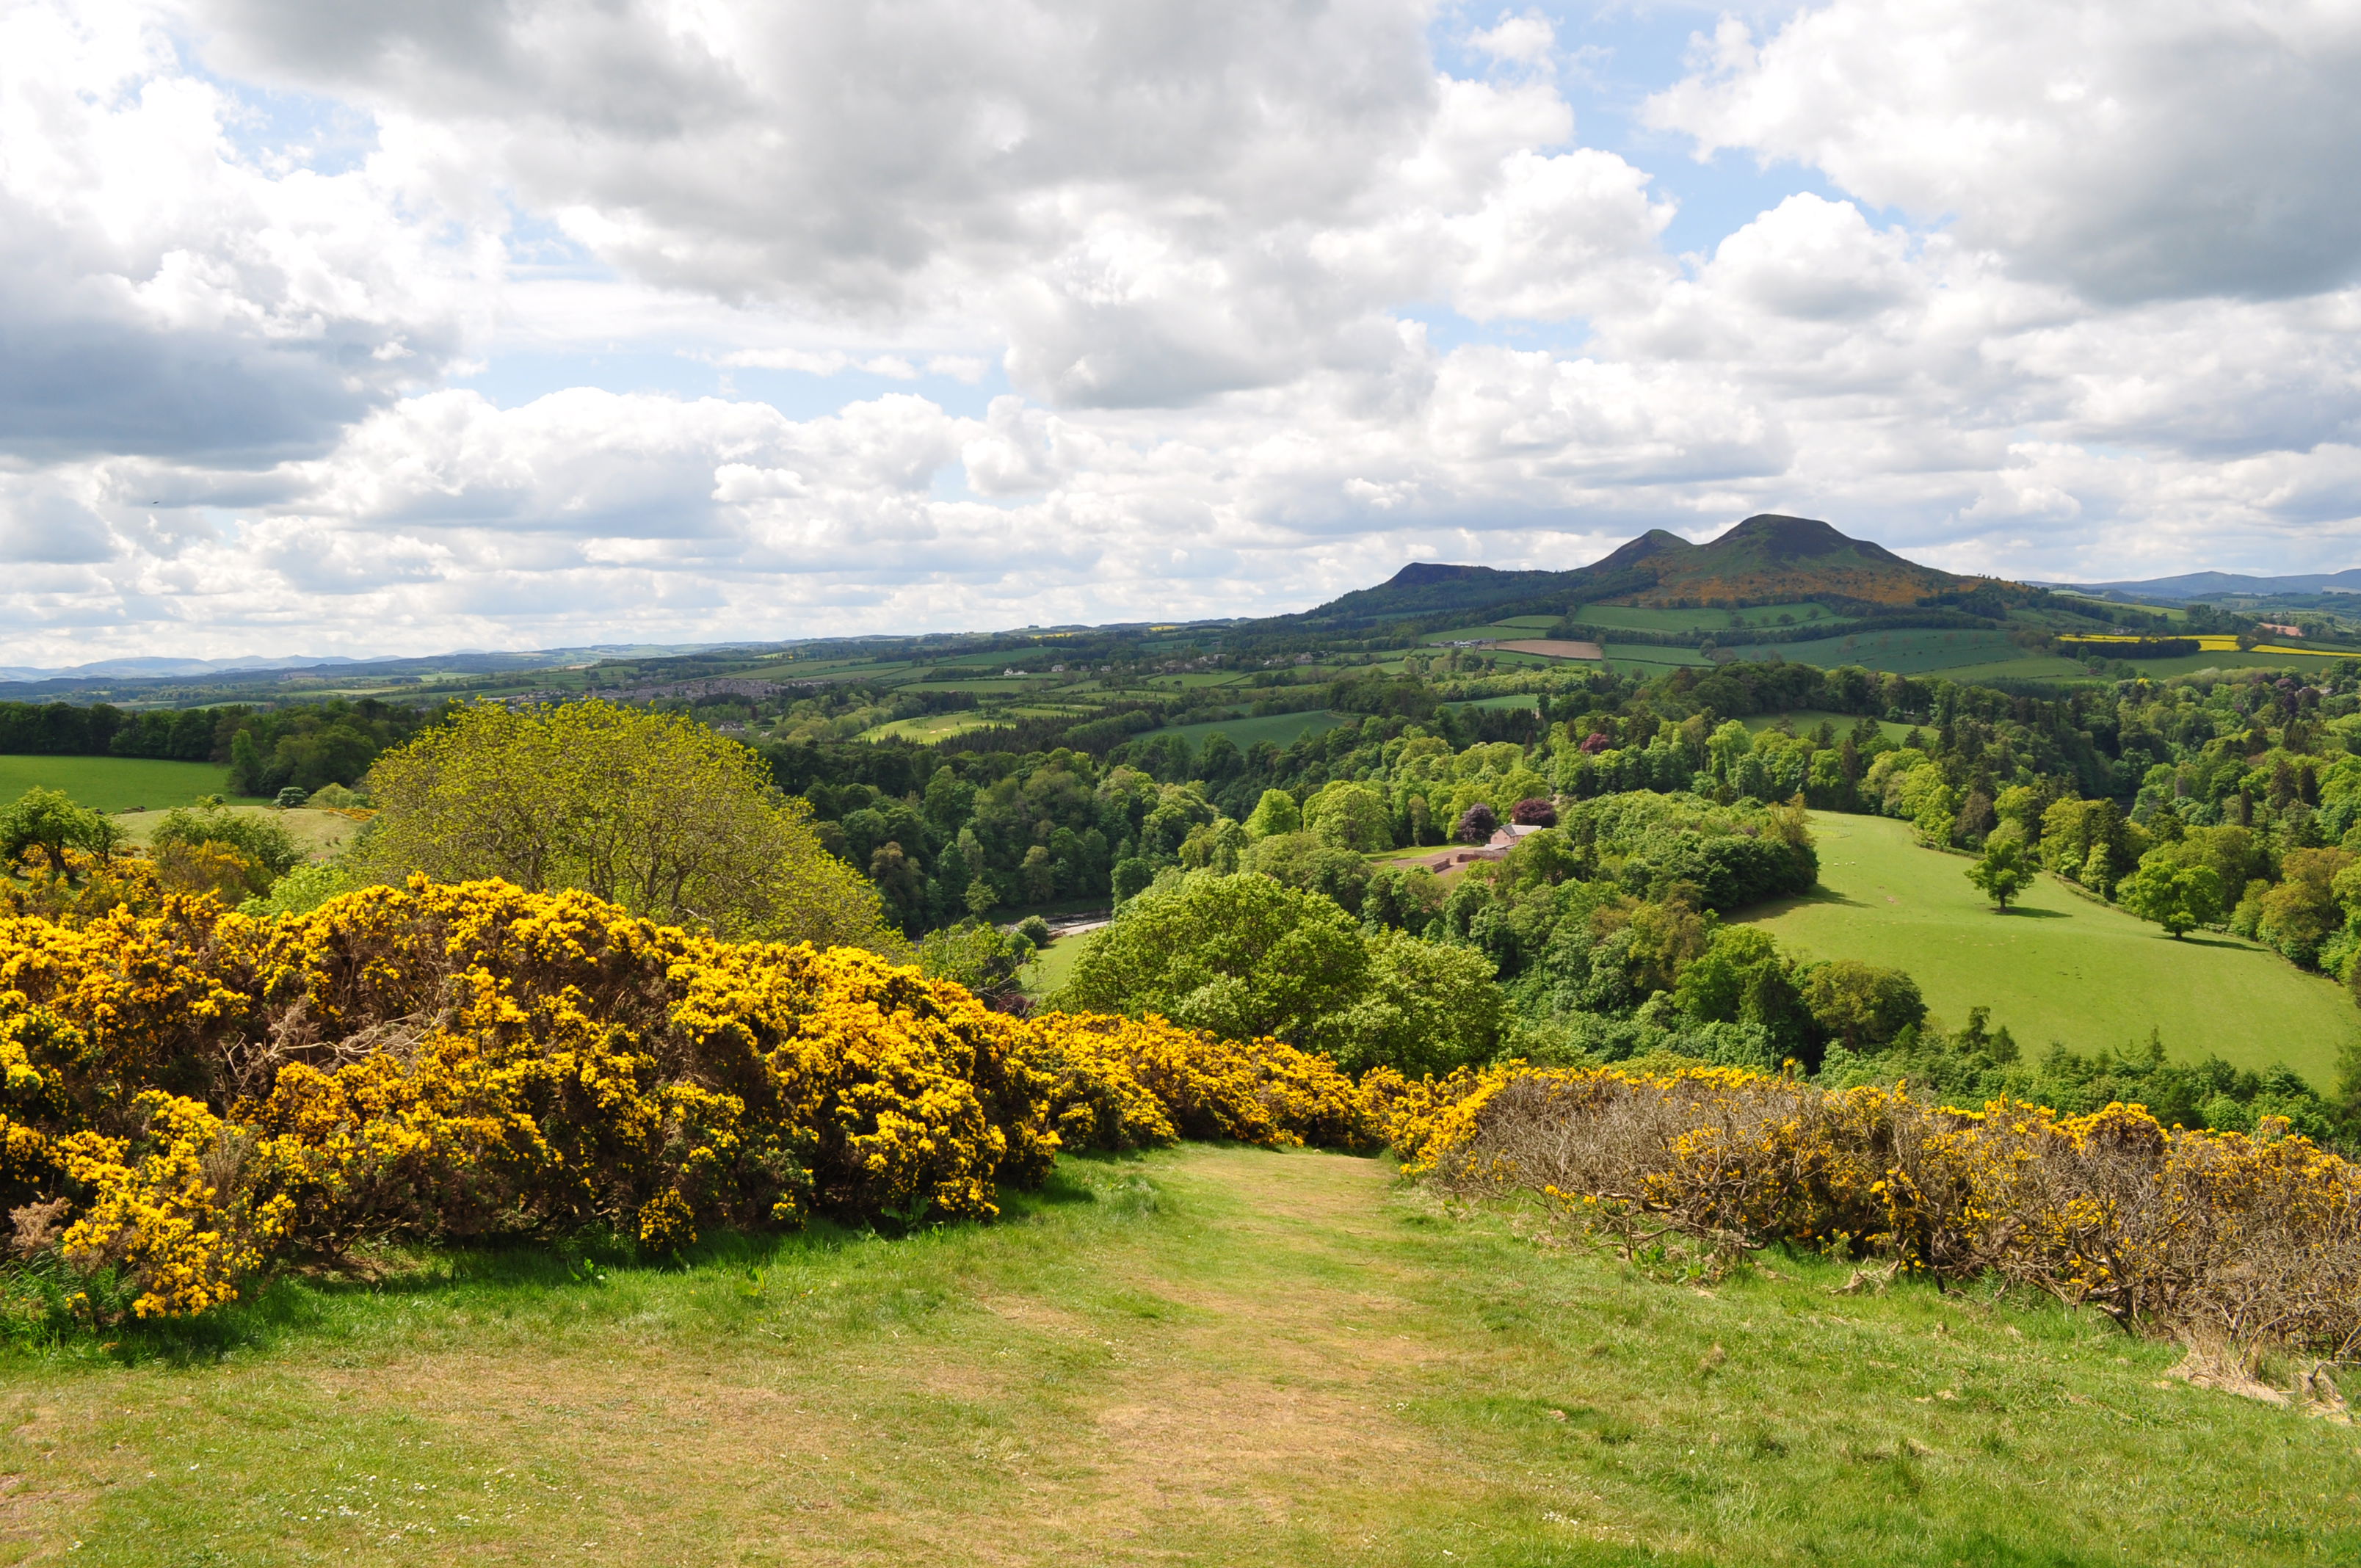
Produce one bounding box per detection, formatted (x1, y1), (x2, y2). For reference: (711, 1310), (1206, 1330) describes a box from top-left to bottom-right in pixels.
(1732, 628), (2026, 675)
(1573, 601), (1830, 633)
(1020, 929), (1093, 997)
(0, 755), (243, 812)
(1140, 710), (1351, 751)
(1741, 710), (1916, 744)
(111, 805), (364, 862)
(859, 712), (1005, 743)
(1441, 693), (1539, 712)
(1418, 623), (1533, 645)
(1738, 813), (2357, 1084)
(8, 1144), (2350, 1565)
(2130, 649), (2357, 679)
(1600, 643), (1711, 675)
(1927, 655), (2097, 683)
(1143, 672), (1254, 689)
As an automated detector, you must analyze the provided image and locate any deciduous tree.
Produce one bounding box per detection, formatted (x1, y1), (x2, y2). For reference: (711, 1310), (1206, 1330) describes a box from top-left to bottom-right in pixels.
(359, 700), (899, 953)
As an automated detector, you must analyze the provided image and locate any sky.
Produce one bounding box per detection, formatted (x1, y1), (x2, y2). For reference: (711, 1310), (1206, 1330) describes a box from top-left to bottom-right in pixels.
(3, 0), (2360, 663)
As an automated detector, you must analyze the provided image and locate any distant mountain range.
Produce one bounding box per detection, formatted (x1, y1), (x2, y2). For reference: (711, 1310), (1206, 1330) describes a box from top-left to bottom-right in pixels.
(0, 654), (363, 681)
(2046, 570), (2361, 601)
(0, 639), (823, 685)
(1266, 514), (1981, 633)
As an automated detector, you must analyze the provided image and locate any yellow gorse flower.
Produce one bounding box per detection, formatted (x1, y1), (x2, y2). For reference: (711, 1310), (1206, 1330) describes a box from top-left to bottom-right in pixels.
(0, 876), (1385, 1319)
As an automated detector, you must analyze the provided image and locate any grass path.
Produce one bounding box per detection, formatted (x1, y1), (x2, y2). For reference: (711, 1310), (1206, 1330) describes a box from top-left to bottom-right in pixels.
(1740, 812), (2358, 1084)
(6, 1147), (2359, 1565)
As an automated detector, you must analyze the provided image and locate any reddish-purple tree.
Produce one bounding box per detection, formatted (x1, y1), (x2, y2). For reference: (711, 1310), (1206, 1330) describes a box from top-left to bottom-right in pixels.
(1510, 797), (1557, 827)
(1455, 802), (1499, 843)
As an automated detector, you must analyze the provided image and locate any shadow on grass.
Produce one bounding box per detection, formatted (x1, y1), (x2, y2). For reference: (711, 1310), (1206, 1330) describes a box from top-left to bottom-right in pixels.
(1744, 887), (1867, 918)
(1995, 905), (2070, 919)
(30, 1153), (1171, 1371)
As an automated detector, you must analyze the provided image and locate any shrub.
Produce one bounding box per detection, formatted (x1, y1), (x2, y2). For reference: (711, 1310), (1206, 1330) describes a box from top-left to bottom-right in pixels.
(150, 800), (302, 878)
(153, 839), (272, 902)
(0, 877), (1393, 1321)
(1019, 1012), (1375, 1153)
(1417, 1063), (2361, 1362)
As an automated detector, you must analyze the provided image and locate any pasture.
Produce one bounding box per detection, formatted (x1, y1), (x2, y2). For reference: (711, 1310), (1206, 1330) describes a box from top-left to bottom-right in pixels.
(1440, 693), (1539, 712)
(115, 805), (365, 861)
(0, 754), (242, 812)
(1139, 710), (1350, 752)
(2129, 648), (2357, 680)
(1599, 644), (1711, 674)
(1730, 628), (2027, 675)
(1740, 710), (1917, 744)
(8, 1144), (2351, 1566)
(1738, 813), (2357, 1085)
(1570, 601), (1830, 633)
(858, 712), (1004, 743)
(1417, 623), (1534, 645)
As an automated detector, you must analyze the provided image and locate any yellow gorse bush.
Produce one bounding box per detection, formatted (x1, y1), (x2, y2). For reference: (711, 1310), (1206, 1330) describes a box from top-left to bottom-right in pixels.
(1418, 1063), (2361, 1359)
(0, 874), (1381, 1321)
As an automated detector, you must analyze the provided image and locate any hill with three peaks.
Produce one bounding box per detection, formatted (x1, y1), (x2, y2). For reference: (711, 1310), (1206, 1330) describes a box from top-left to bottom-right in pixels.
(1268, 515), (1984, 632)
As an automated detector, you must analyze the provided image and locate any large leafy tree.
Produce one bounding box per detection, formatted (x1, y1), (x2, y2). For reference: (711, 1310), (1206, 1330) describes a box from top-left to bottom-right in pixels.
(359, 700), (901, 953)
(2117, 861), (2224, 939)
(1052, 869), (1503, 1073)
(1965, 834), (2037, 912)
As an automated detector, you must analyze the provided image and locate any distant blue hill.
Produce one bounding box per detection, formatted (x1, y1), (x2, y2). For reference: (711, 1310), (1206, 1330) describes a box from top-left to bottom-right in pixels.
(2053, 570), (2361, 600)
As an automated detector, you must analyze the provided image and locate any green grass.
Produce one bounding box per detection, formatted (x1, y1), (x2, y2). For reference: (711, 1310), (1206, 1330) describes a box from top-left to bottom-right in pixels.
(1143, 672), (1254, 689)
(0, 755), (246, 813)
(1572, 601), (1831, 633)
(1442, 694), (1539, 712)
(1600, 644), (1711, 672)
(8, 1144), (2354, 1566)
(2130, 650), (2360, 679)
(858, 712), (1007, 742)
(1732, 628), (2028, 675)
(1927, 656), (2098, 683)
(1140, 710), (1351, 751)
(114, 805), (364, 862)
(1020, 930), (1094, 998)
(1418, 624), (1534, 645)
(1741, 711), (1917, 744)
(1738, 813), (2358, 1084)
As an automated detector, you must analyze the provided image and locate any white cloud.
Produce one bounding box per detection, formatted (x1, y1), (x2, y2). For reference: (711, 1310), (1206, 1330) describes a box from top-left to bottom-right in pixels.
(1646, 0), (2361, 303)
(0, 0), (2354, 664)
(0, 0), (497, 462)
(1470, 10), (1557, 68)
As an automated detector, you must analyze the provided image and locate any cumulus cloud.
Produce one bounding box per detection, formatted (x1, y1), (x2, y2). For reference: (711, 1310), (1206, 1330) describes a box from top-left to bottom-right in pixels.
(0, 0), (2357, 664)
(1647, 0), (2361, 303)
(0, 0), (496, 463)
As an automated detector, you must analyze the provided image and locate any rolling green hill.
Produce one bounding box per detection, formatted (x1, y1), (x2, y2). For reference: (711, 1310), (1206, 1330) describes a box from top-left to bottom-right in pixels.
(1738, 813), (2358, 1085)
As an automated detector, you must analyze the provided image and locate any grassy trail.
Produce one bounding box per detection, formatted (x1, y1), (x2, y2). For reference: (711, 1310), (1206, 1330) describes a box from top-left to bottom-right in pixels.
(6, 1147), (2358, 1565)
